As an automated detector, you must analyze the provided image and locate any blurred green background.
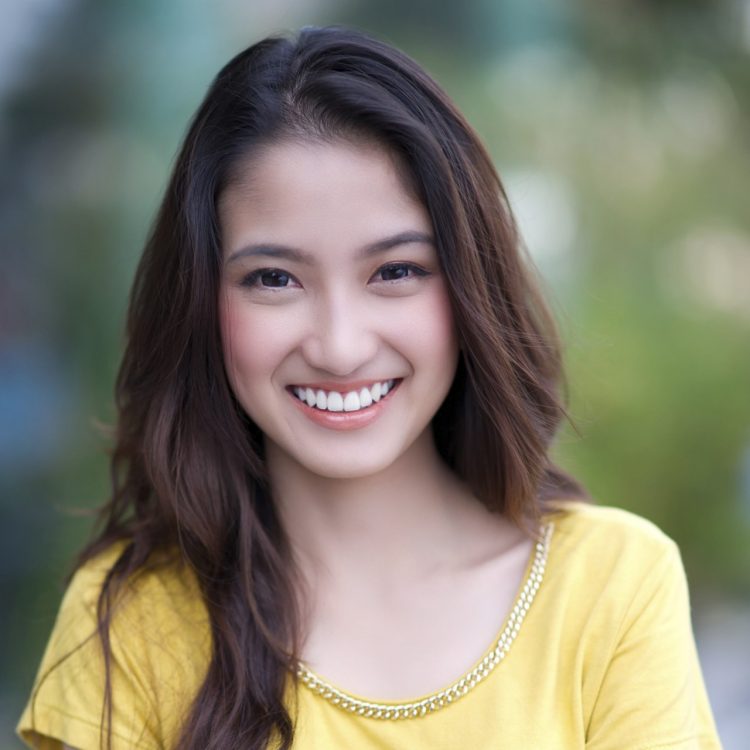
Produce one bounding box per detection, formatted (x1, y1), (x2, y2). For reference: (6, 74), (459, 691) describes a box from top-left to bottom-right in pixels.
(2, 0), (749, 746)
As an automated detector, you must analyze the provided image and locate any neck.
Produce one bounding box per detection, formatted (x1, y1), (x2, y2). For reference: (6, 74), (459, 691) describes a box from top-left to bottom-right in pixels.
(268, 431), (483, 585)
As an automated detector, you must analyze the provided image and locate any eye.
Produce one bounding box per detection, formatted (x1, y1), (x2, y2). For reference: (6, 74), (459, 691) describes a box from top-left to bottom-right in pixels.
(372, 262), (430, 283)
(241, 268), (298, 289)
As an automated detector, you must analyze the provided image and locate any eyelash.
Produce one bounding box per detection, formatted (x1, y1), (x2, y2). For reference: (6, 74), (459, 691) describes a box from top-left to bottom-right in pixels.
(240, 262), (430, 290)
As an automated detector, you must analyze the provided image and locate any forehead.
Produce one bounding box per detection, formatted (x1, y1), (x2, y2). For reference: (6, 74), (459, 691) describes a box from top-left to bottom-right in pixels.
(224, 135), (420, 198)
(218, 139), (431, 255)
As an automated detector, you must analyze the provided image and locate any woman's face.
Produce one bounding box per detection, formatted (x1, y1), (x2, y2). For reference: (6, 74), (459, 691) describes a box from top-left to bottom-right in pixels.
(219, 138), (459, 480)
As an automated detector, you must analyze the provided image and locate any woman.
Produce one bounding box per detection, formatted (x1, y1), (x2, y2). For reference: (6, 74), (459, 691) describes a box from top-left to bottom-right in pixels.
(18, 25), (721, 750)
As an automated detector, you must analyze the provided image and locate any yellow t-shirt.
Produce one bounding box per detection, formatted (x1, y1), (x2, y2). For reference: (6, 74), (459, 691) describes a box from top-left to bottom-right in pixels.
(17, 502), (722, 749)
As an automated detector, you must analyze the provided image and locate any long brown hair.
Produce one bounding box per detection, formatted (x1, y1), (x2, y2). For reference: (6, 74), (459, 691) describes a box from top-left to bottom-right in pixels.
(63, 25), (583, 750)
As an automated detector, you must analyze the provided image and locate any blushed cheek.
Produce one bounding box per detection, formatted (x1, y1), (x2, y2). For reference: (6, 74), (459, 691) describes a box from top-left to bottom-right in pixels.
(218, 294), (266, 398)
(396, 284), (460, 396)
(426, 286), (460, 363)
(218, 292), (294, 394)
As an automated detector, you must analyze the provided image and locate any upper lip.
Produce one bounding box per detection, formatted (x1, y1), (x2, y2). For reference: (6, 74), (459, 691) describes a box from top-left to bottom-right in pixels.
(288, 378), (400, 392)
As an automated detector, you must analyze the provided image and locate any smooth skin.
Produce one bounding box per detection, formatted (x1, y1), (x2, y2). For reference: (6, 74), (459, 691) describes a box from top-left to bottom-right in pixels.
(219, 138), (532, 701)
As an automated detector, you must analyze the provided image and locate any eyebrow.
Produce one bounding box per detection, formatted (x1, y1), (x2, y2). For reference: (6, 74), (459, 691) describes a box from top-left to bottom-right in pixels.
(225, 230), (434, 265)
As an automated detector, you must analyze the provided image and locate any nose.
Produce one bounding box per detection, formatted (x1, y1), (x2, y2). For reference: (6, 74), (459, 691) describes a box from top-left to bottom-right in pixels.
(301, 294), (379, 377)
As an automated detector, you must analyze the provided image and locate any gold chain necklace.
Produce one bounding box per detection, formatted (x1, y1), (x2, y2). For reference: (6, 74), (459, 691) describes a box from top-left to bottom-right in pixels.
(297, 522), (553, 720)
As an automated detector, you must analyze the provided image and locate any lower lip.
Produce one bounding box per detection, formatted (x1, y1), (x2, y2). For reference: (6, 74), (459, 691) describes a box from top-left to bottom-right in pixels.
(288, 381), (401, 431)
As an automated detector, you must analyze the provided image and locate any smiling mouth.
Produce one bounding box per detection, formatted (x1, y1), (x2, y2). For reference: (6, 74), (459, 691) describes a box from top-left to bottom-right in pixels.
(289, 379), (402, 413)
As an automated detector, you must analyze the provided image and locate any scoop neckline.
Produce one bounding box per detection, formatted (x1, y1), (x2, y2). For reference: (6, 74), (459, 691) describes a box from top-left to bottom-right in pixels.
(296, 521), (554, 720)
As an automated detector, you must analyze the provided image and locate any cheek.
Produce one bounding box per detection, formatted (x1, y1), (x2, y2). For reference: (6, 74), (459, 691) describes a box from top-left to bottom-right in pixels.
(387, 282), (459, 383)
(219, 294), (289, 393)
(419, 283), (459, 364)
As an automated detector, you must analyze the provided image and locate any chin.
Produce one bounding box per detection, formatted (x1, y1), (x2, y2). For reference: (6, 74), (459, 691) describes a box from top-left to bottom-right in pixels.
(307, 460), (393, 482)
(294, 448), (404, 482)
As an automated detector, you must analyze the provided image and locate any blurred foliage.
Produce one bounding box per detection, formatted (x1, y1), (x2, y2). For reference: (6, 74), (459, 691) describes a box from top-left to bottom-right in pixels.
(2, 0), (749, 743)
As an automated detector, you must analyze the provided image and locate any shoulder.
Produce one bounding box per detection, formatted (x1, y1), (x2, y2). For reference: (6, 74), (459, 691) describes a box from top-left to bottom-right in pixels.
(534, 504), (722, 748)
(540, 500), (687, 611)
(58, 541), (208, 647)
(546, 498), (673, 538)
(17, 541), (211, 749)
(545, 499), (679, 564)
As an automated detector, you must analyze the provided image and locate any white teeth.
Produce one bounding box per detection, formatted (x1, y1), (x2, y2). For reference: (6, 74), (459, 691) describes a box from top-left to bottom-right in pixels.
(359, 387), (372, 408)
(343, 391), (360, 411)
(292, 379), (397, 413)
(326, 391), (344, 411)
